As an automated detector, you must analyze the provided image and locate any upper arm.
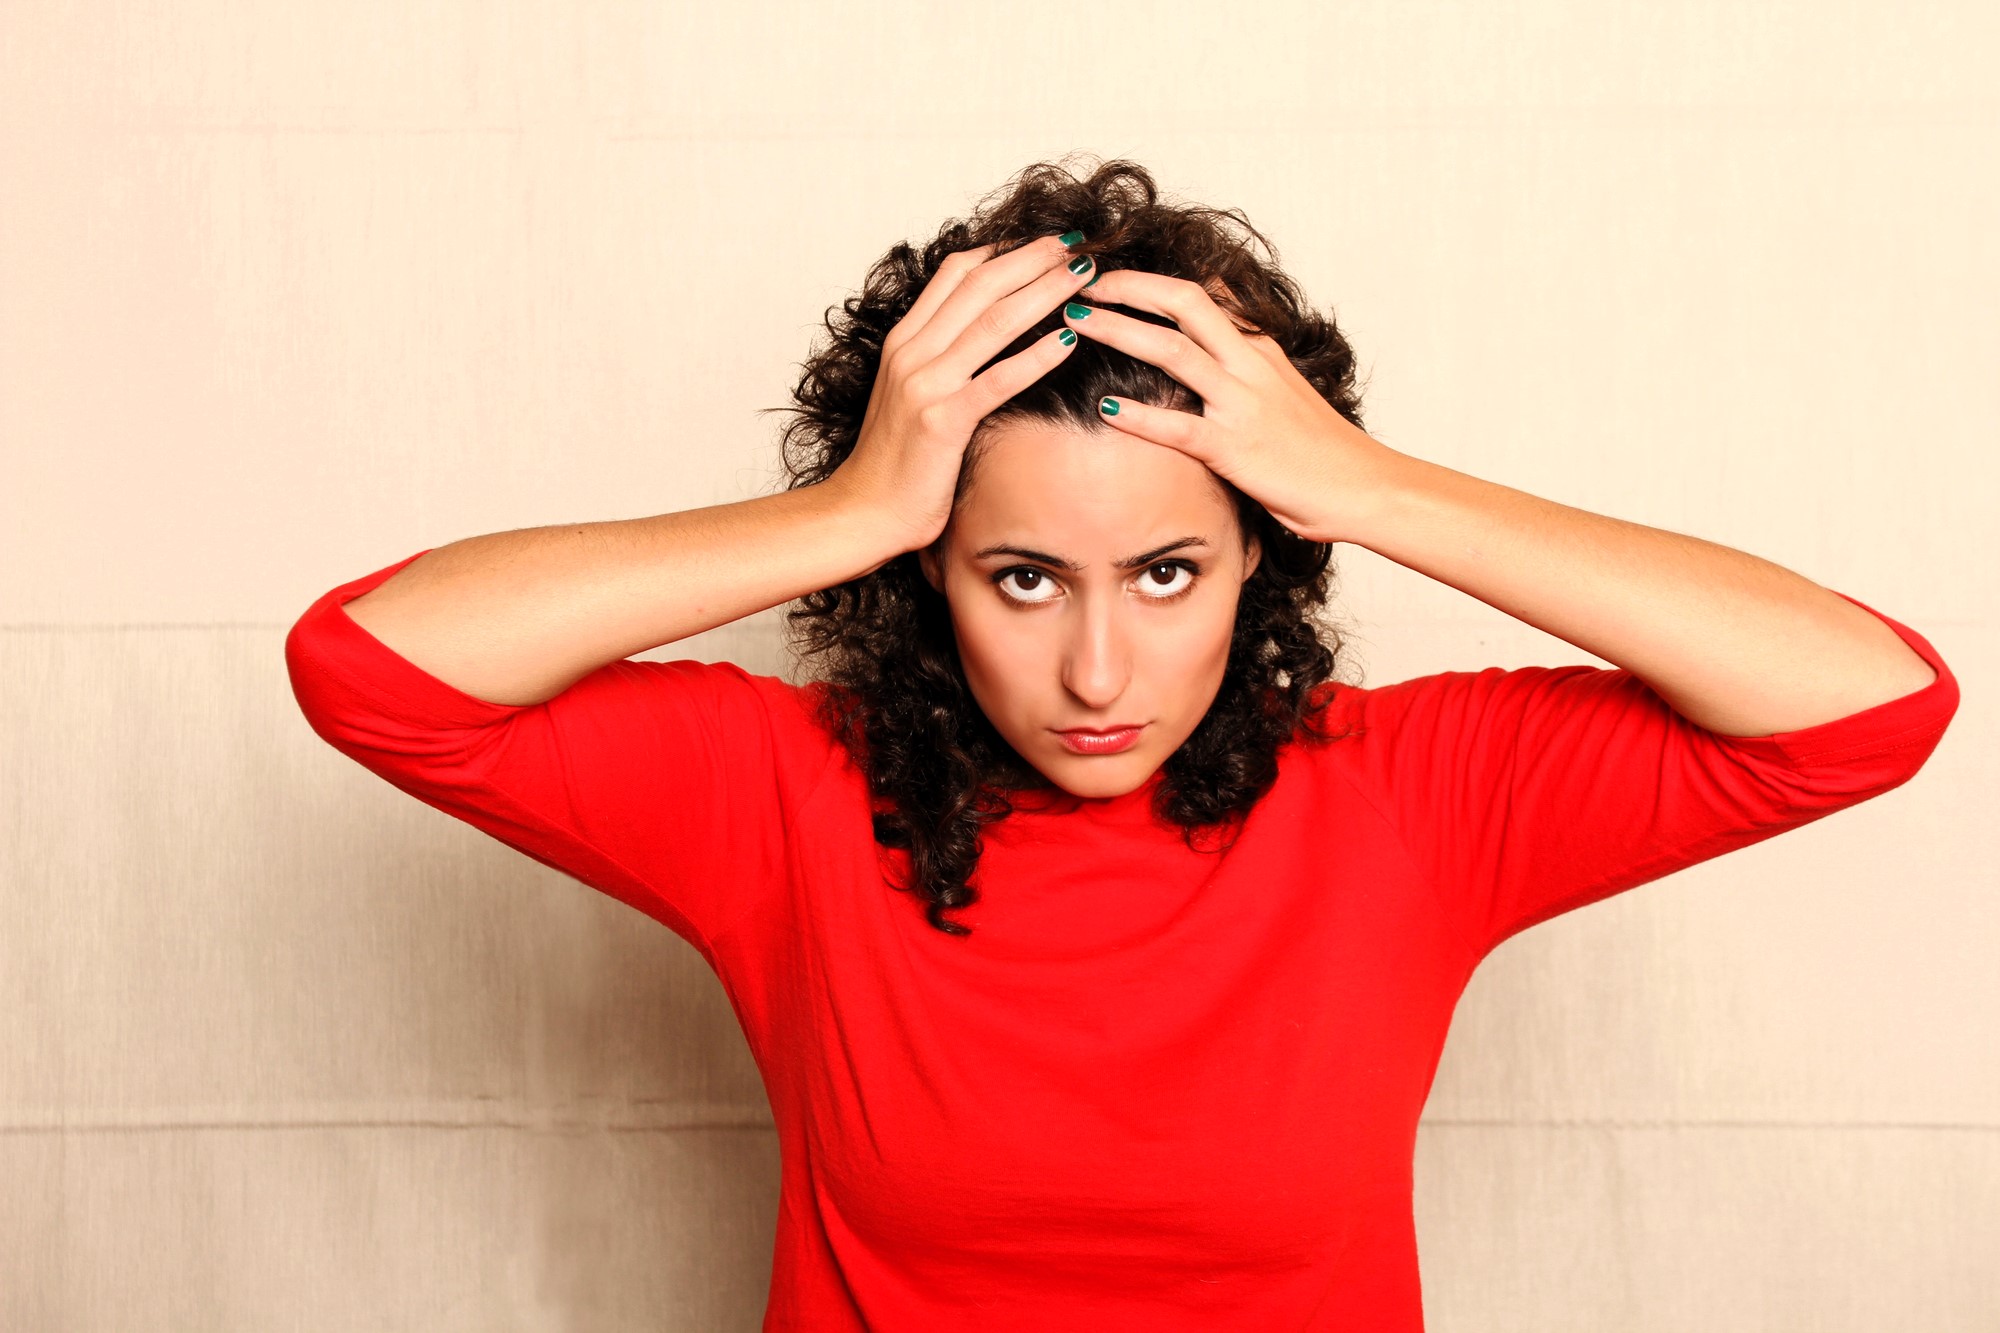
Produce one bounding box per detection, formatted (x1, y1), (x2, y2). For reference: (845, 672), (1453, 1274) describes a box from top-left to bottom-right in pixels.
(1337, 592), (1960, 960)
(284, 550), (840, 960)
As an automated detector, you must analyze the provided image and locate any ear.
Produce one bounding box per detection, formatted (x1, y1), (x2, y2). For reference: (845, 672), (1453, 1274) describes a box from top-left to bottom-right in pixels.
(1241, 530), (1262, 581)
(917, 542), (945, 594)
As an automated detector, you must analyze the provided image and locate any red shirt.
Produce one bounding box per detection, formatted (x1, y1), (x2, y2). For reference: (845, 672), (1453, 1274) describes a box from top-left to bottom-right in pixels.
(286, 550), (1959, 1331)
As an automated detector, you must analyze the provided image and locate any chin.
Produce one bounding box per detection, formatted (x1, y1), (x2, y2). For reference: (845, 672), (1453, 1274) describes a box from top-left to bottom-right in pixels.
(1044, 751), (1151, 797)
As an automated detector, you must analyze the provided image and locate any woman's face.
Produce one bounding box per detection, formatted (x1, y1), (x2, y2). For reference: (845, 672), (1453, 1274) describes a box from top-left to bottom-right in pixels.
(918, 418), (1261, 800)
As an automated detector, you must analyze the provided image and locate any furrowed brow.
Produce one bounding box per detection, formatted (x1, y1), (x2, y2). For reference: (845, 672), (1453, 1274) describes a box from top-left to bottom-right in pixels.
(971, 536), (1212, 572)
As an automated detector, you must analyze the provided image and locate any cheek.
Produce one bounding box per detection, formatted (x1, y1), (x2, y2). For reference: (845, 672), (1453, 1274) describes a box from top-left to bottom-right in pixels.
(949, 601), (1041, 701)
(1153, 594), (1240, 663)
(948, 586), (1241, 709)
(1143, 597), (1241, 716)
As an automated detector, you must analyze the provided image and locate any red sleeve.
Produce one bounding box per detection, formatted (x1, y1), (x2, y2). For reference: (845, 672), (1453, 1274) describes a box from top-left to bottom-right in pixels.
(1337, 591), (1961, 962)
(283, 549), (840, 962)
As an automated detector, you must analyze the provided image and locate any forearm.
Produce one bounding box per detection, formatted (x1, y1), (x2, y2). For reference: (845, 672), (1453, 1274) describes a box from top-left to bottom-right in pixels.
(1342, 452), (1938, 737)
(340, 479), (903, 707)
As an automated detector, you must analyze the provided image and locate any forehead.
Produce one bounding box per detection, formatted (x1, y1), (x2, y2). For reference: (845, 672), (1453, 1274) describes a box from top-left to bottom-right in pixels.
(955, 419), (1234, 541)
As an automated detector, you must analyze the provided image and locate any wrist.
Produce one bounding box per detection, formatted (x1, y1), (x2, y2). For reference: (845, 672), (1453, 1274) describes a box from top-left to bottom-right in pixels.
(810, 473), (931, 572)
(1327, 443), (1433, 551)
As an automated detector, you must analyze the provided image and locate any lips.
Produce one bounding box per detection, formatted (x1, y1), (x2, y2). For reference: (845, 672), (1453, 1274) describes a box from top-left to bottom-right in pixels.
(1052, 723), (1147, 755)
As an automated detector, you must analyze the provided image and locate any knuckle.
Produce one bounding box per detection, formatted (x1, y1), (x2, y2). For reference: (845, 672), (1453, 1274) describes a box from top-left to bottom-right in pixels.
(959, 266), (998, 299)
(970, 304), (1011, 341)
(914, 400), (956, 435)
(881, 342), (918, 380)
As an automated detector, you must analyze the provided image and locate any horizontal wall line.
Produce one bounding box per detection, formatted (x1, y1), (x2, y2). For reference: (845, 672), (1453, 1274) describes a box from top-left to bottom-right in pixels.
(2, 1111), (1994, 1135)
(0, 622), (289, 632)
(0, 1105), (777, 1134)
(0, 611), (792, 633)
(1423, 1116), (2000, 1131)
(0, 613), (1978, 635)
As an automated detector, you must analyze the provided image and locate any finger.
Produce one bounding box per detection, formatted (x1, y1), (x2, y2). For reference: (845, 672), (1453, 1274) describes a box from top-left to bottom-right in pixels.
(960, 325), (1079, 420)
(933, 246), (1097, 385)
(1066, 269), (1265, 380)
(1063, 296), (1234, 406)
(888, 243), (997, 348)
(903, 233), (1079, 366)
(1093, 394), (1217, 466)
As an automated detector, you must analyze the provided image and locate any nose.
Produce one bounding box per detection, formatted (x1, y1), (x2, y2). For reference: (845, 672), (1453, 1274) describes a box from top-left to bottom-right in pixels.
(1060, 593), (1132, 710)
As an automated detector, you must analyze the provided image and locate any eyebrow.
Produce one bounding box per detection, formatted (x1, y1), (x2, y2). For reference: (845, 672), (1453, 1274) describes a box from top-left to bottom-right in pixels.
(969, 536), (1214, 572)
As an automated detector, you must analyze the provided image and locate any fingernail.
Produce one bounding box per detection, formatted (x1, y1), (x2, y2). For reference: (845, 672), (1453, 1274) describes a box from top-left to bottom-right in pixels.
(1057, 328), (1077, 346)
(1058, 230), (1085, 247)
(1067, 255), (1093, 276)
(1064, 302), (1091, 320)
(1099, 397), (1119, 416)
(1083, 268), (1100, 288)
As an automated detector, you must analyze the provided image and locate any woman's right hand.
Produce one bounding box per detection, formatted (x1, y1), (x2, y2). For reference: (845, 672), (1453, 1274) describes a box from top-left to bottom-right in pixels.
(830, 232), (1100, 555)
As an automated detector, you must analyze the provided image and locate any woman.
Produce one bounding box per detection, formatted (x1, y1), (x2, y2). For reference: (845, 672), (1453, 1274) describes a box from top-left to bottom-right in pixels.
(286, 160), (1959, 1330)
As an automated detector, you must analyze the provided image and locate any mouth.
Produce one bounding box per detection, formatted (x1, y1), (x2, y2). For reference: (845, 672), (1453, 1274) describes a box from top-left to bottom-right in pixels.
(1051, 723), (1148, 755)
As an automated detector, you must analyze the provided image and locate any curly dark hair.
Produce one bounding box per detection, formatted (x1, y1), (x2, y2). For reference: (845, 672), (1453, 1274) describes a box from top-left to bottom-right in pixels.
(763, 154), (1370, 937)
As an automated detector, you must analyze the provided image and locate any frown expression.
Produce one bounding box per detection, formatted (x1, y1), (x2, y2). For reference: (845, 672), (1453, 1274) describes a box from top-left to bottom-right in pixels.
(918, 418), (1262, 800)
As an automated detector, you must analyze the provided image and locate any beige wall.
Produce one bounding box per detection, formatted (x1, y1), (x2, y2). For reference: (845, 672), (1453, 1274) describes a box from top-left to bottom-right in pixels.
(4, 3), (1994, 1329)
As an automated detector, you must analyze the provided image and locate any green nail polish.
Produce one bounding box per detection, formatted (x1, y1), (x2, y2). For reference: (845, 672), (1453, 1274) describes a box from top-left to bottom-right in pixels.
(1099, 397), (1119, 416)
(1057, 328), (1077, 346)
(1083, 268), (1100, 288)
(1058, 230), (1084, 247)
(1067, 255), (1092, 276)
(1065, 302), (1090, 320)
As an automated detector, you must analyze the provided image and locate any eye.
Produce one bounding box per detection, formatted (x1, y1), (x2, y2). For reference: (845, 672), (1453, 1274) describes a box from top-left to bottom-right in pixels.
(989, 560), (1202, 607)
(993, 566), (1060, 604)
(1137, 560), (1197, 600)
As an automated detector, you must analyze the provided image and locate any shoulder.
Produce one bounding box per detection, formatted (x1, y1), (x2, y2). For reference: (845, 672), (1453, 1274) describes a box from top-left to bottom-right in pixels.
(1294, 675), (1382, 741)
(1286, 667), (1524, 763)
(614, 658), (855, 790)
(1301, 663), (1608, 730)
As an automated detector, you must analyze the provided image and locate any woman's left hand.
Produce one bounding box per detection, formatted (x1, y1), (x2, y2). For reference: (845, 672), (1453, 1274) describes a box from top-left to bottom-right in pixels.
(1061, 271), (1405, 546)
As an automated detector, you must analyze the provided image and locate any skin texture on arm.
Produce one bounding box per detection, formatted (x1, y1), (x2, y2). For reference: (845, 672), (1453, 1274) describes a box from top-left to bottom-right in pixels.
(340, 479), (904, 707)
(1335, 453), (1937, 737)
(1057, 269), (1936, 740)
